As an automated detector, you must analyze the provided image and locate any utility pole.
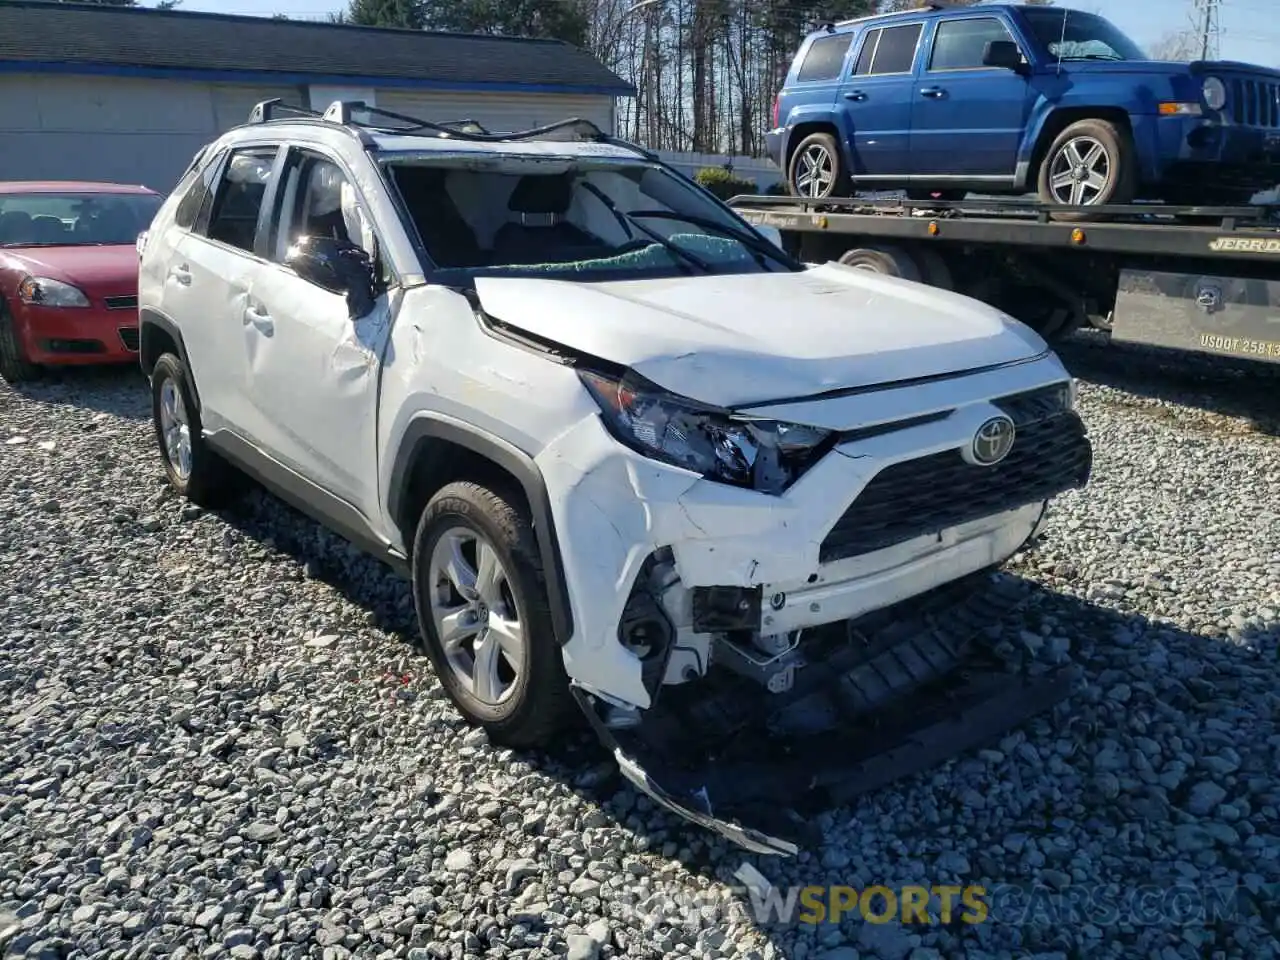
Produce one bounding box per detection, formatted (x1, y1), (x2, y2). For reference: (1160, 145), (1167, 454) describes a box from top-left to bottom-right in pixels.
(1194, 0), (1222, 61)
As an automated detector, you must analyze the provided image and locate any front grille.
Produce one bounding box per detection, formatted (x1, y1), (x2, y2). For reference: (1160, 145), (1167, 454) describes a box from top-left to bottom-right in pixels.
(819, 411), (1092, 563)
(1230, 78), (1280, 128)
(118, 327), (140, 351)
(104, 295), (138, 310)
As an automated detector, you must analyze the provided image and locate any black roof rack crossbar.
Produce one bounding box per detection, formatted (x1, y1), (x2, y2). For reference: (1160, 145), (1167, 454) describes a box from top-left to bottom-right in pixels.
(247, 99), (324, 124)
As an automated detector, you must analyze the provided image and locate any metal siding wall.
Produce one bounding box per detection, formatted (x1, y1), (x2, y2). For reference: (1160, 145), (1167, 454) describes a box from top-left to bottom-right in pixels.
(374, 90), (615, 134)
(0, 75), (296, 192)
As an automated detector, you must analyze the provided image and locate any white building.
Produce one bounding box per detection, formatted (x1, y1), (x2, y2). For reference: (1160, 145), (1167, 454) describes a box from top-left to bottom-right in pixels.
(0, 0), (632, 192)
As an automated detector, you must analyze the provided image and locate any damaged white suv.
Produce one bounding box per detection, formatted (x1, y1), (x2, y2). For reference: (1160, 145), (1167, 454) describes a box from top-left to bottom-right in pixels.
(138, 101), (1091, 852)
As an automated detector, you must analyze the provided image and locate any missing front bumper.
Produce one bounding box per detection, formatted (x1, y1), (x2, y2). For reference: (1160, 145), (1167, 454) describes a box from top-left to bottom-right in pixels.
(575, 571), (1076, 855)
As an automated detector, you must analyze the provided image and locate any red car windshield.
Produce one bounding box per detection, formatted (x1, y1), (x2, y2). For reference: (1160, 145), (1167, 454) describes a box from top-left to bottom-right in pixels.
(0, 192), (162, 247)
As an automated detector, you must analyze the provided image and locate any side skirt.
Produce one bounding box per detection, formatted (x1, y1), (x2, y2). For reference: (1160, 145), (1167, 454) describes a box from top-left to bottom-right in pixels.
(206, 429), (409, 577)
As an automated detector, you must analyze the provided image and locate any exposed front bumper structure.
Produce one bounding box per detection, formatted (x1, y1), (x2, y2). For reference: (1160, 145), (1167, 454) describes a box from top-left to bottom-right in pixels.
(575, 571), (1077, 855)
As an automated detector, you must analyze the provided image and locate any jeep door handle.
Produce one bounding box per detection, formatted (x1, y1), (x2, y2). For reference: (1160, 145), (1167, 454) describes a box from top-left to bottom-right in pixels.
(920, 87), (946, 99)
(169, 264), (191, 286)
(244, 305), (274, 335)
(844, 90), (867, 101)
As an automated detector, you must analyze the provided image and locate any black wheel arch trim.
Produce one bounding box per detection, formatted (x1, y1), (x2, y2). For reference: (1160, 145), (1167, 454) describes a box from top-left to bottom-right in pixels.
(139, 309), (201, 410)
(388, 416), (575, 646)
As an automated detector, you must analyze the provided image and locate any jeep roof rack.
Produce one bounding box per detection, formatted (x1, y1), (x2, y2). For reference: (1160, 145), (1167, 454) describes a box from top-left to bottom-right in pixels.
(244, 98), (655, 159)
(834, 2), (941, 26)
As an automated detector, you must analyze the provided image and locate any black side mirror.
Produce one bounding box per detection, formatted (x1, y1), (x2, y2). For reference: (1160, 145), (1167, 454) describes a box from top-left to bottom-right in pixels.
(982, 40), (1025, 72)
(285, 235), (377, 318)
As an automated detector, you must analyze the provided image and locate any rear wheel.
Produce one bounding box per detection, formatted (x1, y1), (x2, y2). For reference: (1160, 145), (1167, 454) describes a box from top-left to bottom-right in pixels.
(150, 353), (245, 508)
(788, 132), (849, 200)
(837, 244), (922, 283)
(1036, 118), (1136, 219)
(913, 247), (954, 291)
(0, 303), (39, 383)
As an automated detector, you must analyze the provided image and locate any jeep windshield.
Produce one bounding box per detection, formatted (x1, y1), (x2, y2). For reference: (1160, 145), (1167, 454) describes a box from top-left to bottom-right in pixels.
(383, 156), (797, 284)
(1021, 9), (1147, 62)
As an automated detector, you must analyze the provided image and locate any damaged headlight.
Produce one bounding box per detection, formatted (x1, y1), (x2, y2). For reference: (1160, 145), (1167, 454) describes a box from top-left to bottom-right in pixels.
(579, 368), (835, 493)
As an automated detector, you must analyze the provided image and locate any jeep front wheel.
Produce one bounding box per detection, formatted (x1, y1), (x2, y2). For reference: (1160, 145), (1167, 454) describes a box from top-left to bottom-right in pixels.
(1036, 118), (1135, 212)
(411, 481), (575, 749)
(789, 132), (848, 200)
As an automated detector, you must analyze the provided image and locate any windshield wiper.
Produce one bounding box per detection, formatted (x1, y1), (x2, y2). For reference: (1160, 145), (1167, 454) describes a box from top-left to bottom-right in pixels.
(1059, 54), (1124, 61)
(623, 209), (795, 269)
(577, 185), (711, 274)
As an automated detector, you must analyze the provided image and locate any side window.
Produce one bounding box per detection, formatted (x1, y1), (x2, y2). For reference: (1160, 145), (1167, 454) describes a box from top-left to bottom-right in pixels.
(796, 34), (853, 82)
(270, 151), (384, 279)
(856, 22), (923, 75)
(929, 18), (1019, 71)
(205, 147), (278, 254)
(174, 148), (225, 231)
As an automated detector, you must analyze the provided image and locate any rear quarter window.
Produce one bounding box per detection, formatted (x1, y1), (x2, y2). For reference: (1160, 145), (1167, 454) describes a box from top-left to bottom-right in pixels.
(795, 33), (854, 82)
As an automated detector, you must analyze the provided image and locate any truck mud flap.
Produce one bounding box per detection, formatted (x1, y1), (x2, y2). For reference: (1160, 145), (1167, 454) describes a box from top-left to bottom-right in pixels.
(1112, 267), (1280, 364)
(573, 573), (1078, 855)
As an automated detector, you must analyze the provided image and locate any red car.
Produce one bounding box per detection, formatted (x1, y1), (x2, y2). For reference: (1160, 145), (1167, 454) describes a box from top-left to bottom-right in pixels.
(0, 181), (162, 382)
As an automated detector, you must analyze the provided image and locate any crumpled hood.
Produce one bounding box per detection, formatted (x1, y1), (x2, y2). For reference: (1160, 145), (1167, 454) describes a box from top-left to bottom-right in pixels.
(474, 263), (1047, 408)
(2, 244), (138, 289)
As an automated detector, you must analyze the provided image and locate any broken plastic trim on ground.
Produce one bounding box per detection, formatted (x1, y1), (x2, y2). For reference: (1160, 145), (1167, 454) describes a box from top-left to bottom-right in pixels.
(573, 570), (1078, 855)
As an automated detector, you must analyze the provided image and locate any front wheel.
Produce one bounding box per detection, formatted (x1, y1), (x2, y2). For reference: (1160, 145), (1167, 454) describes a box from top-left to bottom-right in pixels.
(1037, 119), (1136, 217)
(411, 481), (576, 749)
(0, 303), (39, 383)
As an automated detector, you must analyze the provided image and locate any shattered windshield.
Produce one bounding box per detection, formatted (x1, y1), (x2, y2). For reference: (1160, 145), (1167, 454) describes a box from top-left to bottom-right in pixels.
(0, 192), (161, 247)
(384, 155), (794, 283)
(1021, 9), (1147, 62)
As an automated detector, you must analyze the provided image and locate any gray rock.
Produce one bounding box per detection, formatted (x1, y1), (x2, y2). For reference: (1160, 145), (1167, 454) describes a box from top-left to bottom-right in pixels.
(1187, 781), (1228, 816)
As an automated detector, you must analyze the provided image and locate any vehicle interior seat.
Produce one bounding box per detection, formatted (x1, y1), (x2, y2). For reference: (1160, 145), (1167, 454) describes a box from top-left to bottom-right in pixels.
(30, 215), (69, 243)
(0, 211), (33, 244)
(492, 173), (603, 263)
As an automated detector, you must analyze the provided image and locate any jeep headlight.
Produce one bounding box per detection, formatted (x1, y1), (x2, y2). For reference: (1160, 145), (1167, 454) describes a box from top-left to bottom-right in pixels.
(1203, 76), (1227, 112)
(18, 276), (90, 308)
(579, 368), (834, 494)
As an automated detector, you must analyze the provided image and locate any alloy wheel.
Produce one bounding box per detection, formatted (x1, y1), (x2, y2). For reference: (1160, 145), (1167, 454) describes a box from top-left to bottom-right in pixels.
(428, 527), (525, 706)
(1047, 136), (1112, 205)
(158, 377), (193, 480)
(795, 144), (835, 198)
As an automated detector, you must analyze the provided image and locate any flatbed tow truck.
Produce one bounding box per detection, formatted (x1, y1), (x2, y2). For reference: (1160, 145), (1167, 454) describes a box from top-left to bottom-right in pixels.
(728, 193), (1280, 365)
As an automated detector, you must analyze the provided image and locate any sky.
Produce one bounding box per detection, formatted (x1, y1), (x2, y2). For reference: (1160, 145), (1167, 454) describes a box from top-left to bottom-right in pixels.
(146, 0), (1278, 67)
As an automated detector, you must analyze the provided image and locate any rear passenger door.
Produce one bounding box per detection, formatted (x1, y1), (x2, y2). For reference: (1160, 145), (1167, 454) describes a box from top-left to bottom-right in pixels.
(837, 21), (925, 179)
(171, 145), (279, 439)
(909, 16), (1033, 179)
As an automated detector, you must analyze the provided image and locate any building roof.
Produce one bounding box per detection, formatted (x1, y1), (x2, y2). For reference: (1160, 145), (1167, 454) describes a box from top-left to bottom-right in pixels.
(0, 0), (633, 97)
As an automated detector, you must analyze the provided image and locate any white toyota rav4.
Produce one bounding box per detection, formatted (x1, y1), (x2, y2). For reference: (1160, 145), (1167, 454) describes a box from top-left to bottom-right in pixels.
(138, 101), (1091, 851)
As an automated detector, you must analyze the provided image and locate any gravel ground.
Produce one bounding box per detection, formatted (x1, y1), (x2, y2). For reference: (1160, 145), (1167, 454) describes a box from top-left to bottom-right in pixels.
(1, 339), (1278, 960)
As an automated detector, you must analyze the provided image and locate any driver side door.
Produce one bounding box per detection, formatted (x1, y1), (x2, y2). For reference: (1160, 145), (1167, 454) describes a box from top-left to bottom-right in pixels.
(242, 147), (395, 518)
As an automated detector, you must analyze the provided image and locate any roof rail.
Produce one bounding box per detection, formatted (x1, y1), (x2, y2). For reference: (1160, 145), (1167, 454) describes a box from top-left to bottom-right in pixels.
(835, 2), (941, 26)
(244, 98), (655, 160)
(246, 99), (323, 124)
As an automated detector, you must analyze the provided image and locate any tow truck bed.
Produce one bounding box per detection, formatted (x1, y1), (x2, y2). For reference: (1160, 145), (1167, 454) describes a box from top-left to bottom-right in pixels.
(730, 194), (1280, 363)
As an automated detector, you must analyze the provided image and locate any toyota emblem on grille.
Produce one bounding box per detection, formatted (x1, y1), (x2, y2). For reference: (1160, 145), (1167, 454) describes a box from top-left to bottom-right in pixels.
(971, 415), (1016, 466)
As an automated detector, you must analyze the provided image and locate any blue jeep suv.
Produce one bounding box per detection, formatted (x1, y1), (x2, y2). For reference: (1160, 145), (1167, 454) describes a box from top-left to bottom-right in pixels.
(767, 3), (1280, 207)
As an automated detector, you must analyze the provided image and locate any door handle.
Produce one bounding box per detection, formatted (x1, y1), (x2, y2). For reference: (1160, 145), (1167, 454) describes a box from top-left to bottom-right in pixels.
(244, 305), (274, 334)
(169, 264), (191, 286)
(844, 90), (867, 101)
(920, 87), (946, 98)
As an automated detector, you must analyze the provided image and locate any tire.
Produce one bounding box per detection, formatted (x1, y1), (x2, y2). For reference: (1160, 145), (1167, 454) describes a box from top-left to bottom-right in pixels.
(788, 132), (849, 200)
(913, 247), (954, 291)
(0, 302), (39, 383)
(837, 245), (922, 283)
(411, 480), (576, 749)
(149, 352), (244, 508)
(1036, 118), (1136, 219)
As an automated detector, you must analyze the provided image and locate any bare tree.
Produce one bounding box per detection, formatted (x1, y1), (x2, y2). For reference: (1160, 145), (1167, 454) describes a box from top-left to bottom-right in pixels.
(1148, 29), (1199, 62)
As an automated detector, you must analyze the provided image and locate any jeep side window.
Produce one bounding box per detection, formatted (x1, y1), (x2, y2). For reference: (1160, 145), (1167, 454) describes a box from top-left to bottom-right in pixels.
(796, 34), (853, 82)
(204, 147), (278, 254)
(929, 17), (1020, 71)
(854, 23), (923, 76)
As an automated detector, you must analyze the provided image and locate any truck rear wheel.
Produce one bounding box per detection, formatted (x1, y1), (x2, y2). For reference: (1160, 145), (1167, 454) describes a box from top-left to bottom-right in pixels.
(1036, 118), (1136, 219)
(837, 245), (921, 282)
